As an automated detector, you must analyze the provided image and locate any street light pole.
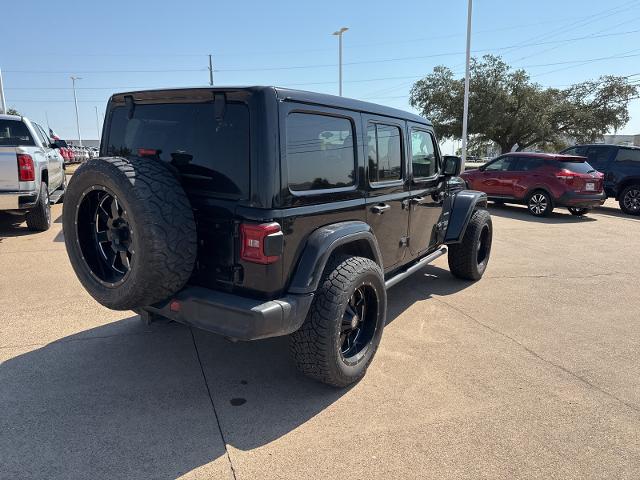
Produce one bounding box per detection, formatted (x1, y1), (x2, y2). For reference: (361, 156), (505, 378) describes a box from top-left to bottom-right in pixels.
(332, 27), (348, 96)
(94, 106), (101, 140)
(0, 68), (7, 114)
(71, 76), (82, 146)
(208, 54), (214, 86)
(460, 0), (473, 172)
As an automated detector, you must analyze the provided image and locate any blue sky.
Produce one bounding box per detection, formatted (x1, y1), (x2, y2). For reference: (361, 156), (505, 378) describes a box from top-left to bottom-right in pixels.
(2, 0), (640, 143)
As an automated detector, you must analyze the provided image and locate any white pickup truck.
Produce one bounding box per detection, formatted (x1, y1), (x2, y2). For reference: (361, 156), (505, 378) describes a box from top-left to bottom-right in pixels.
(0, 114), (66, 231)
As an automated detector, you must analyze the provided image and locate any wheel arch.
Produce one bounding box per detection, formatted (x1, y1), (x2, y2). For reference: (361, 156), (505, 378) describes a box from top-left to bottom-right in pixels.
(615, 178), (640, 200)
(443, 189), (488, 244)
(288, 221), (383, 295)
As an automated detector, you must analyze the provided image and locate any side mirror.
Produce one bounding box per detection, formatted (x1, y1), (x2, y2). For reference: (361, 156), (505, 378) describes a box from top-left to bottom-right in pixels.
(442, 155), (462, 176)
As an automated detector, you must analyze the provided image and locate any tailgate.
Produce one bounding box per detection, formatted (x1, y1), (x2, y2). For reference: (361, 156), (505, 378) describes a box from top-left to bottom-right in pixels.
(0, 147), (19, 191)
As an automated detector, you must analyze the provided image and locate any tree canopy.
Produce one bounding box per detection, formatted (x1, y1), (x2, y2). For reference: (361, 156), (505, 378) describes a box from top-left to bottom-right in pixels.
(409, 55), (639, 154)
(6, 108), (20, 116)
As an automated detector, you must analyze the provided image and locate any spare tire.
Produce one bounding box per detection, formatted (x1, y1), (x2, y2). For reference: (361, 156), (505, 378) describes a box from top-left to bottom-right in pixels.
(63, 157), (197, 310)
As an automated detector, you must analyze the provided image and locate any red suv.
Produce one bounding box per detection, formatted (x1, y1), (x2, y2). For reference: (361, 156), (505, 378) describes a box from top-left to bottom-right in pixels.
(460, 153), (605, 217)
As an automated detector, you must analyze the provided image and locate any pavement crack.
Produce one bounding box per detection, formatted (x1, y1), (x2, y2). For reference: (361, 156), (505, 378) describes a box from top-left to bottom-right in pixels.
(433, 297), (640, 414)
(485, 271), (632, 280)
(189, 328), (238, 480)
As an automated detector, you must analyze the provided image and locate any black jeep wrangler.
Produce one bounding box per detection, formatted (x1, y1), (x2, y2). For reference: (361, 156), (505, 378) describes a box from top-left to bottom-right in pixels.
(63, 87), (492, 387)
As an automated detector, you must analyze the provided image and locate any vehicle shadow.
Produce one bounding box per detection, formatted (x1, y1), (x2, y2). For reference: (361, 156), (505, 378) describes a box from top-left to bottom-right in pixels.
(593, 204), (640, 221)
(0, 266), (473, 479)
(0, 213), (30, 239)
(487, 203), (596, 224)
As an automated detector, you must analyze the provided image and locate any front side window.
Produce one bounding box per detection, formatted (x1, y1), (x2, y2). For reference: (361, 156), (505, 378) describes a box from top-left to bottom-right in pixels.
(411, 129), (438, 178)
(485, 156), (515, 172)
(614, 148), (640, 163)
(367, 123), (402, 183)
(583, 146), (613, 169)
(286, 113), (355, 191)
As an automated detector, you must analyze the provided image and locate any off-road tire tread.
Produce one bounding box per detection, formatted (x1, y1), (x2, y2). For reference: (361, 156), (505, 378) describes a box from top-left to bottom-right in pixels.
(289, 255), (384, 387)
(448, 208), (492, 280)
(64, 156), (197, 309)
(26, 182), (51, 231)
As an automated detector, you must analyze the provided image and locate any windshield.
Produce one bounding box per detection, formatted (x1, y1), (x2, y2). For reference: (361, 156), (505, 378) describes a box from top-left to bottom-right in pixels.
(0, 120), (35, 147)
(105, 102), (250, 199)
(557, 160), (596, 173)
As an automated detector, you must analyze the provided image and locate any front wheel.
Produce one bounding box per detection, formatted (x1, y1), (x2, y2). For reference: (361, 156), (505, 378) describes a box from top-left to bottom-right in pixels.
(619, 185), (640, 216)
(568, 207), (590, 216)
(448, 209), (492, 281)
(289, 255), (386, 387)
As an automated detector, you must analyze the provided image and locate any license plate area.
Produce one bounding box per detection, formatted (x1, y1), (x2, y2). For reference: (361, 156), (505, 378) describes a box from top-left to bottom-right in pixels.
(585, 182), (595, 191)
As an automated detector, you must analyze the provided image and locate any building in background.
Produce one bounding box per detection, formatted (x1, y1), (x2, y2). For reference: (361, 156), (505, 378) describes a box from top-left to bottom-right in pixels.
(66, 139), (100, 148)
(601, 134), (640, 146)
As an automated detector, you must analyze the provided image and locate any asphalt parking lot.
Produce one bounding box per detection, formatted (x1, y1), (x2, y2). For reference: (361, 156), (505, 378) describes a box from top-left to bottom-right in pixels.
(1, 198), (639, 479)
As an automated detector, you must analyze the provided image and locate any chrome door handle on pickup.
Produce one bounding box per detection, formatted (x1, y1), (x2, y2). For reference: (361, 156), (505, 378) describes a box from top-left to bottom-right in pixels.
(410, 196), (425, 205)
(371, 204), (391, 214)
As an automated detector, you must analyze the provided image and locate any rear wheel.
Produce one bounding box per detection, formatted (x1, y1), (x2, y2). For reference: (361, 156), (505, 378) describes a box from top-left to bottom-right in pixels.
(568, 207), (590, 216)
(289, 255), (386, 387)
(619, 184), (640, 216)
(527, 190), (553, 217)
(25, 182), (51, 231)
(448, 209), (492, 281)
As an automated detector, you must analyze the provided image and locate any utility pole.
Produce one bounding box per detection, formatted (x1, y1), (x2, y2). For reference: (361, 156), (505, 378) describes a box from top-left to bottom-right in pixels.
(45, 111), (51, 131)
(332, 27), (348, 96)
(208, 54), (214, 86)
(71, 76), (82, 146)
(460, 0), (473, 172)
(94, 106), (101, 140)
(0, 68), (7, 114)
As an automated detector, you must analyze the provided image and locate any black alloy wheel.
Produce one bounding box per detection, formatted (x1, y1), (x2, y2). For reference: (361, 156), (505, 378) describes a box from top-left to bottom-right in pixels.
(76, 187), (133, 286)
(340, 284), (379, 363)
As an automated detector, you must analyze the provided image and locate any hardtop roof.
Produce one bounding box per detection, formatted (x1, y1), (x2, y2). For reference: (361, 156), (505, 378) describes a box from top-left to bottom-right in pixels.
(109, 86), (431, 125)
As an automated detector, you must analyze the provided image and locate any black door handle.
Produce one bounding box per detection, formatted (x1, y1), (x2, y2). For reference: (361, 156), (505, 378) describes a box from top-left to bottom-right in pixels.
(371, 204), (391, 214)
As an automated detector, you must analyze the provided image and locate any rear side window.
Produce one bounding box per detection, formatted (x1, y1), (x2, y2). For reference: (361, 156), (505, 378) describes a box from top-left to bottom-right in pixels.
(367, 123), (402, 183)
(286, 113), (355, 192)
(513, 157), (544, 171)
(105, 102), (250, 199)
(411, 129), (438, 178)
(614, 148), (640, 163)
(580, 146), (613, 169)
(0, 120), (35, 147)
(557, 161), (596, 173)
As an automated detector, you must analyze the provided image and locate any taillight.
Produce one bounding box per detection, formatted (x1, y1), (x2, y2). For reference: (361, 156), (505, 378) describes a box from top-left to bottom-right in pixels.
(137, 148), (159, 157)
(17, 154), (35, 181)
(555, 169), (578, 181)
(240, 222), (282, 264)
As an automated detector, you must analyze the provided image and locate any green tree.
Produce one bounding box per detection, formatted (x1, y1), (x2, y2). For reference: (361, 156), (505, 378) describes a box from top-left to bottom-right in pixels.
(409, 55), (638, 154)
(6, 107), (20, 116)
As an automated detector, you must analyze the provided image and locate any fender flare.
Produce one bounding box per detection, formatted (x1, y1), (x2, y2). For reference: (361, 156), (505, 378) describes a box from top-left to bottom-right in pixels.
(443, 189), (488, 244)
(288, 221), (383, 295)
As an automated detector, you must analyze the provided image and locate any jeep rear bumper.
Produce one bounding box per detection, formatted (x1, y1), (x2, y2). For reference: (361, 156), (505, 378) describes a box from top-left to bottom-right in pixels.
(142, 286), (314, 341)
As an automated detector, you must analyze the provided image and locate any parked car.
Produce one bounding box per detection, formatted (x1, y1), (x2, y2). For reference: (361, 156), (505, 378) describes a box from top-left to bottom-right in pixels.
(62, 87), (493, 387)
(560, 144), (640, 215)
(0, 114), (66, 230)
(460, 152), (605, 217)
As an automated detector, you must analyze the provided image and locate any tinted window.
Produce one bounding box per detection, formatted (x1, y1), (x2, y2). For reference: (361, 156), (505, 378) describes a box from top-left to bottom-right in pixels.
(411, 130), (438, 178)
(512, 157), (544, 171)
(368, 123), (402, 183)
(105, 102), (250, 199)
(557, 161), (596, 173)
(580, 146), (613, 169)
(485, 156), (516, 172)
(614, 148), (640, 163)
(33, 123), (50, 146)
(286, 113), (355, 191)
(0, 120), (35, 147)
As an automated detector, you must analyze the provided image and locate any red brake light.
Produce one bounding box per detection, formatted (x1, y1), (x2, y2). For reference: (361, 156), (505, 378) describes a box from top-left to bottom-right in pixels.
(240, 222), (282, 264)
(17, 154), (35, 181)
(137, 148), (158, 157)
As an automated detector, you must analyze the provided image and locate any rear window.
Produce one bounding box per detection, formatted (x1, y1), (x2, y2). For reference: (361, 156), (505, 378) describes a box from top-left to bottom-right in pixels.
(0, 120), (35, 147)
(557, 160), (596, 173)
(614, 148), (640, 163)
(105, 102), (250, 199)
